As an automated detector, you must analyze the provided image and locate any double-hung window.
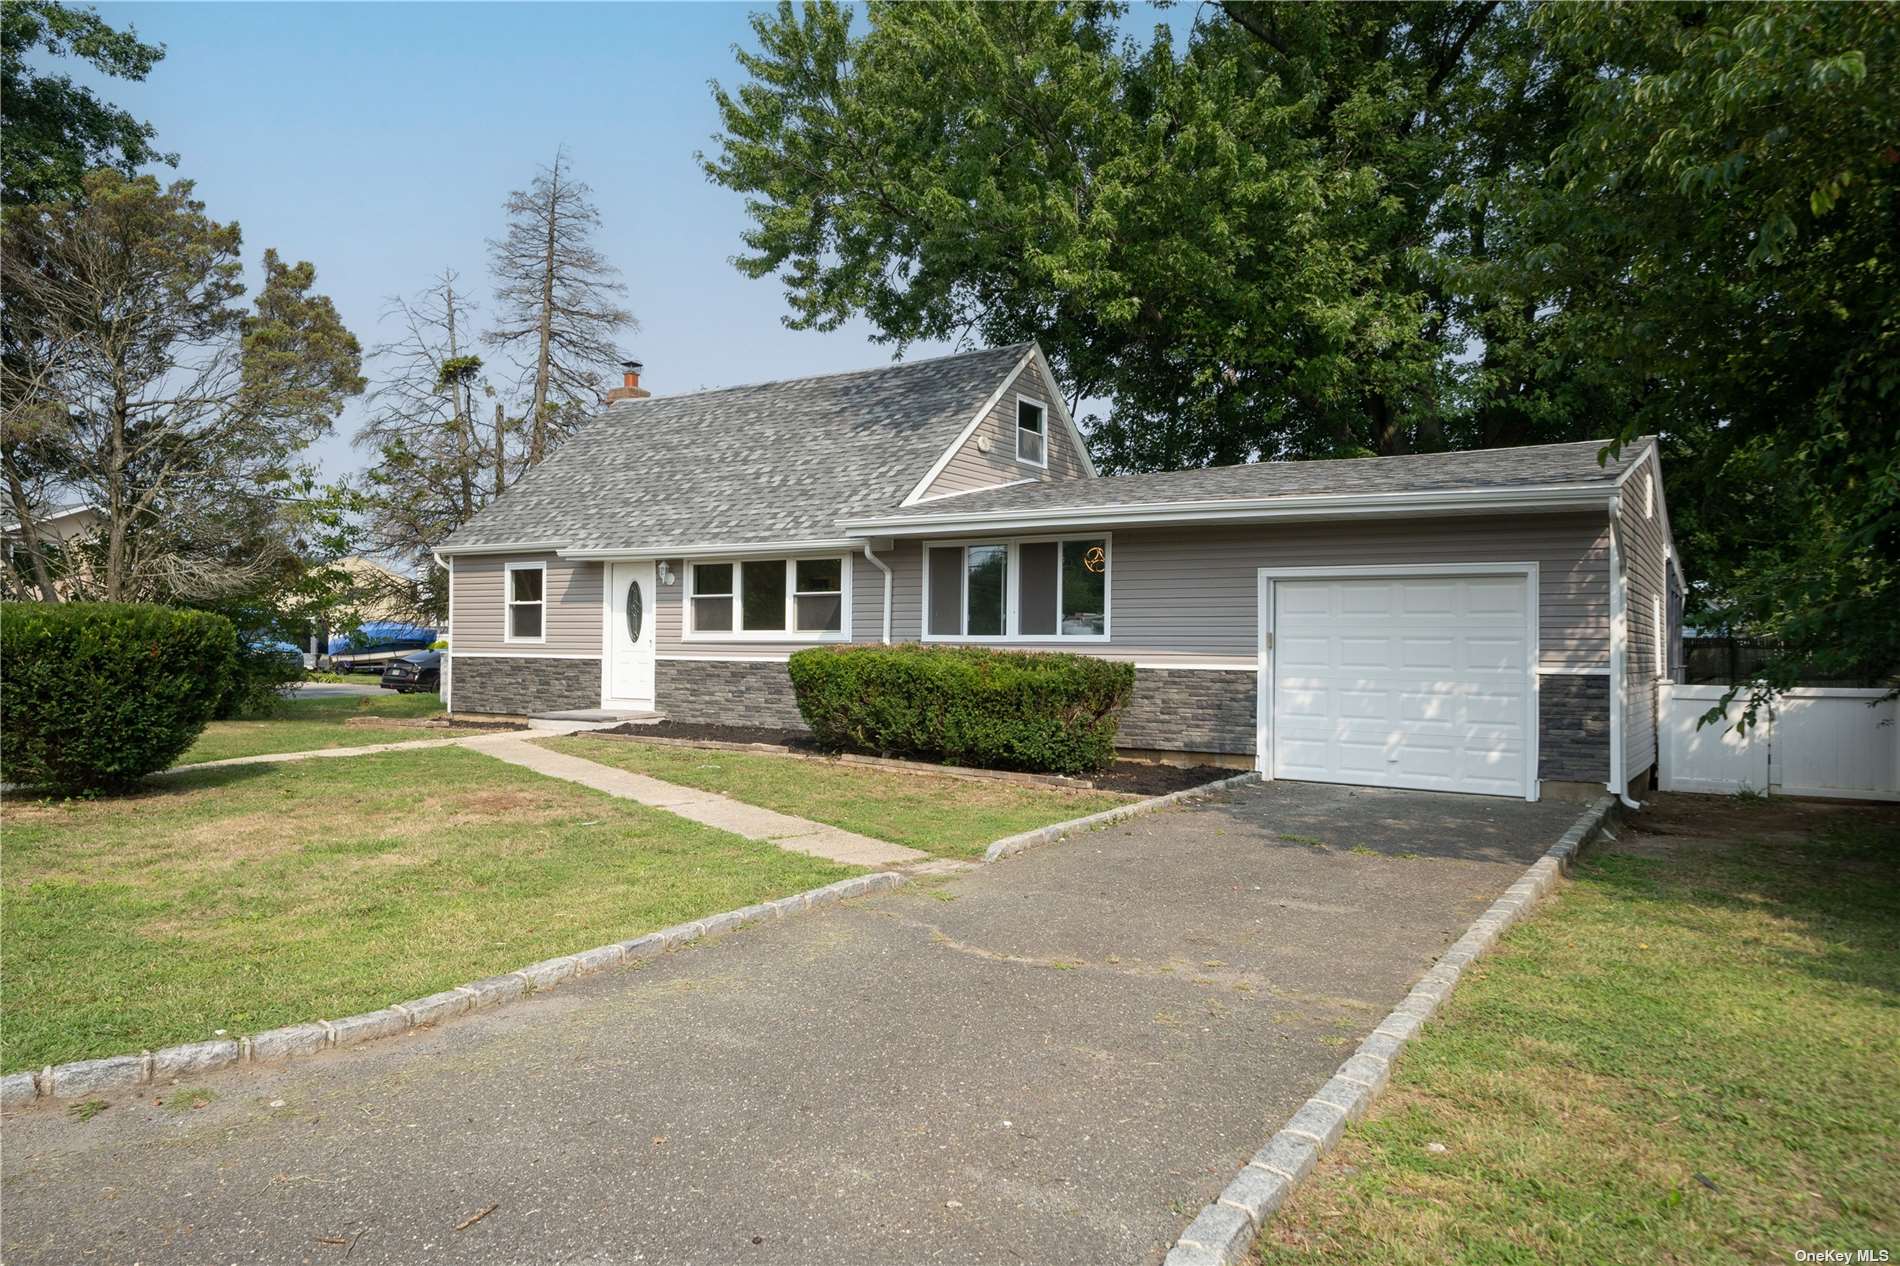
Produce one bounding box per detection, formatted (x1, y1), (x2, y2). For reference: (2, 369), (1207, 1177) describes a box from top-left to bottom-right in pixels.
(505, 562), (545, 642)
(924, 536), (1108, 641)
(687, 556), (848, 639)
(1016, 397), (1047, 468)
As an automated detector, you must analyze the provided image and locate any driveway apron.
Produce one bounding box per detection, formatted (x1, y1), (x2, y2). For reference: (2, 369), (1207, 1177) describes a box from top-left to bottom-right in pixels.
(0, 781), (1579, 1265)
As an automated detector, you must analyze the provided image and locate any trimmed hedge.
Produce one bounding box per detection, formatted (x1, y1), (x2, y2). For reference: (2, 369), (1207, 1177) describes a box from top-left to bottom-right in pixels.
(0, 601), (239, 791)
(787, 643), (1135, 774)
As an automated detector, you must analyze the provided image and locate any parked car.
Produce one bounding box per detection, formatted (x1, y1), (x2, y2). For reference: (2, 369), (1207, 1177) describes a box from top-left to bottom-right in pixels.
(379, 649), (441, 693)
(326, 621), (436, 674)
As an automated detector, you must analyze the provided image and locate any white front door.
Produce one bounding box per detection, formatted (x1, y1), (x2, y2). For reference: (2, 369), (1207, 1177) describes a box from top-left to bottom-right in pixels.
(1266, 572), (1534, 799)
(606, 561), (655, 709)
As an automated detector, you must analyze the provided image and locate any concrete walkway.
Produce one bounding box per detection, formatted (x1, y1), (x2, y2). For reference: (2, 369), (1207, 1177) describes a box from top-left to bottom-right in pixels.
(166, 726), (942, 870)
(168, 734), (483, 772)
(468, 733), (932, 869)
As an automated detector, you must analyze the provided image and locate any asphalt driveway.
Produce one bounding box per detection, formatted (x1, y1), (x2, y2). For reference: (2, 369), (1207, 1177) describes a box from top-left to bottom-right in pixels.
(0, 780), (1582, 1265)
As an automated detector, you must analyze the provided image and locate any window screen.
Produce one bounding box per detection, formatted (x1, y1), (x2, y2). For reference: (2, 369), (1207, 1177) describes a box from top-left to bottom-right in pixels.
(692, 563), (733, 632)
(794, 558), (843, 632)
(507, 566), (544, 640)
(927, 547), (964, 636)
(1060, 539), (1107, 635)
(741, 560), (786, 631)
(1018, 542), (1059, 636)
(966, 545), (1007, 636)
(1017, 400), (1046, 466)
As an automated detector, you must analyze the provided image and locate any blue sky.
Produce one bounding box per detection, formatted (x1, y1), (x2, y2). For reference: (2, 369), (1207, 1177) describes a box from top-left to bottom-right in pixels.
(67, 2), (1192, 483)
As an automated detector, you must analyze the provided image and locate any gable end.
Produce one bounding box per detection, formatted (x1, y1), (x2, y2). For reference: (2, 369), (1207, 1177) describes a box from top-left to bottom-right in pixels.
(903, 344), (1096, 505)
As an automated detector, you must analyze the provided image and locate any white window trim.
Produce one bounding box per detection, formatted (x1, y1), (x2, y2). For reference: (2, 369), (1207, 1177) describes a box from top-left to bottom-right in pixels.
(921, 532), (1112, 644)
(1015, 394), (1049, 470)
(683, 554), (853, 643)
(503, 560), (547, 644)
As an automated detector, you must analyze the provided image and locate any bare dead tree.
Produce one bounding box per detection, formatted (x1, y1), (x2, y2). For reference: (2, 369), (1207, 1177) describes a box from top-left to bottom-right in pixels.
(485, 145), (637, 464)
(352, 271), (522, 620)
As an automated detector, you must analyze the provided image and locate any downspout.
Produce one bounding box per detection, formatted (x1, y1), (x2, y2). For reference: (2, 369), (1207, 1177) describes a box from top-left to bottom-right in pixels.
(434, 550), (454, 714)
(862, 540), (893, 644)
(1606, 505), (1643, 810)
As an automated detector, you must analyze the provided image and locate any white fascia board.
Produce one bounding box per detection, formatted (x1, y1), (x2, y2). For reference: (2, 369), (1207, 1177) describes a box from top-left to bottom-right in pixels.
(841, 483), (1615, 536)
(1030, 342), (1099, 479)
(434, 540), (567, 557)
(559, 538), (861, 561)
(1615, 439), (1687, 589)
(899, 346), (1038, 506)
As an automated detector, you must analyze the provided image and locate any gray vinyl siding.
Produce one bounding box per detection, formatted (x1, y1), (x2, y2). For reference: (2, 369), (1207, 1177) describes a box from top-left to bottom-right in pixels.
(1621, 461), (1666, 779)
(449, 552), (603, 656)
(917, 357), (1091, 500)
(882, 513), (1612, 669)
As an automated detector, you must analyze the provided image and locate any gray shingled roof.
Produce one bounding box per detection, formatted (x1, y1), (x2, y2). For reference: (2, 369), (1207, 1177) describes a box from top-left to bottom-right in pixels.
(439, 344), (1033, 552)
(850, 437), (1650, 525)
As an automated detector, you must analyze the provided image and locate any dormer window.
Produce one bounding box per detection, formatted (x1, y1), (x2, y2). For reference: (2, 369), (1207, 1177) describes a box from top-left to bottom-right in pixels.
(1016, 397), (1047, 468)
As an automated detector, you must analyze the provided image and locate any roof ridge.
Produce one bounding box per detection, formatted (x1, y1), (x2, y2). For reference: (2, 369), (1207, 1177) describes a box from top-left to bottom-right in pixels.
(598, 341), (1035, 408)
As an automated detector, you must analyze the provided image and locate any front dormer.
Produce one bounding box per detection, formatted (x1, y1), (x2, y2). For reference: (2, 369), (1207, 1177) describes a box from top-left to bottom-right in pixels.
(904, 346), (1094, 504)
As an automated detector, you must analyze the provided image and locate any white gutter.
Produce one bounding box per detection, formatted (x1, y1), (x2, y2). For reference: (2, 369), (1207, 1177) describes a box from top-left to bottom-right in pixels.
(841, 483), (1615, 536)
(861, 540), (893, 643)
(434, 540), (566, 558)
(558, 538), (862, 561)
(441, 554), (453, 713)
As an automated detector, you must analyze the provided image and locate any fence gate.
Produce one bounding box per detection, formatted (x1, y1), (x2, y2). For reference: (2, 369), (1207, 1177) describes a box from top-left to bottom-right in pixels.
(1657, 684), (1900, 801)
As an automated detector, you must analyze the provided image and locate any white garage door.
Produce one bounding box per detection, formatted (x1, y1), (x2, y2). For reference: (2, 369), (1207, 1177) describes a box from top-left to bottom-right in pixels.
(1268, 574), (1533, 798)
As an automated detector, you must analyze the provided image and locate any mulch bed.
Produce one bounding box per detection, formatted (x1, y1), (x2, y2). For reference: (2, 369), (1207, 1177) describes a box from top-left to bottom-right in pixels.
(597, 720), (1238, 797)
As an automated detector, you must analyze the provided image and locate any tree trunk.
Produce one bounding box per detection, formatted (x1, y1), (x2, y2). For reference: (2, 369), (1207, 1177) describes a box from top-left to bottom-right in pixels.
(442, 281), (478, 519)
(1, 455), (59, 601)
(529, 155), (560, 466)
(105, 374), (130, 601)
(492, 401), (508, 496)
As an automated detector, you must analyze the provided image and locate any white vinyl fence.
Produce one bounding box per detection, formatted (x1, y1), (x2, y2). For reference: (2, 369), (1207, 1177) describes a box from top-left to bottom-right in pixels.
(1657, 683), (1900, 801)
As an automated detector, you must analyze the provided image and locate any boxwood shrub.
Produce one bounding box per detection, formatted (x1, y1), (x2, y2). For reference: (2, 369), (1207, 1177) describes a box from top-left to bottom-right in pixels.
(0, 601), (239, 791)
(787, 643), (1136, 774)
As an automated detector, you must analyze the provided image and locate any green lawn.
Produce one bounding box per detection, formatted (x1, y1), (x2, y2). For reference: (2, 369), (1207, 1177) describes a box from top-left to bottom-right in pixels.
(1, 746), (858, 1071)
(1253, 795), (1900, 1265)
(542, 735), (1134, 860)
(179, 690), (488, 765)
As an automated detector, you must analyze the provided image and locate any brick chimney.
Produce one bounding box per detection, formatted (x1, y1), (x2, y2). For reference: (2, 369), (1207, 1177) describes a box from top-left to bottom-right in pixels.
(604, 359), (650, 403)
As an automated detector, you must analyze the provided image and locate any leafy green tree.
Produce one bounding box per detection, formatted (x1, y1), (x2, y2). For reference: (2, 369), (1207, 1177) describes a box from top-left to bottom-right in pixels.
(710, 0), (1896, 703)
(1513, 3), (1899, 706)
(1, 0), (172, 205)
(704, 0), (1601, 470)
(0, 171), (365, 602)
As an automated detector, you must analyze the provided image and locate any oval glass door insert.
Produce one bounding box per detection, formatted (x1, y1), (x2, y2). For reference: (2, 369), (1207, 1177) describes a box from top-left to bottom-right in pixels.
(625, 579), (644, 643)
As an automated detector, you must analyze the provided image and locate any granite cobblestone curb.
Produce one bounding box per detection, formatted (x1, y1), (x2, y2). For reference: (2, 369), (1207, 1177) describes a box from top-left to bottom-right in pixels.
(1162, 793), (1619, 1266)
(983, 769), (1263, 862)
(3, 871), (906, 1109)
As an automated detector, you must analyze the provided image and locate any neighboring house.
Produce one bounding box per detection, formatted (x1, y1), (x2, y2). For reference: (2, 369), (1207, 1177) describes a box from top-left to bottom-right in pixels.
(436, 344), (1683, 802)
(1, 503), (104, 598)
